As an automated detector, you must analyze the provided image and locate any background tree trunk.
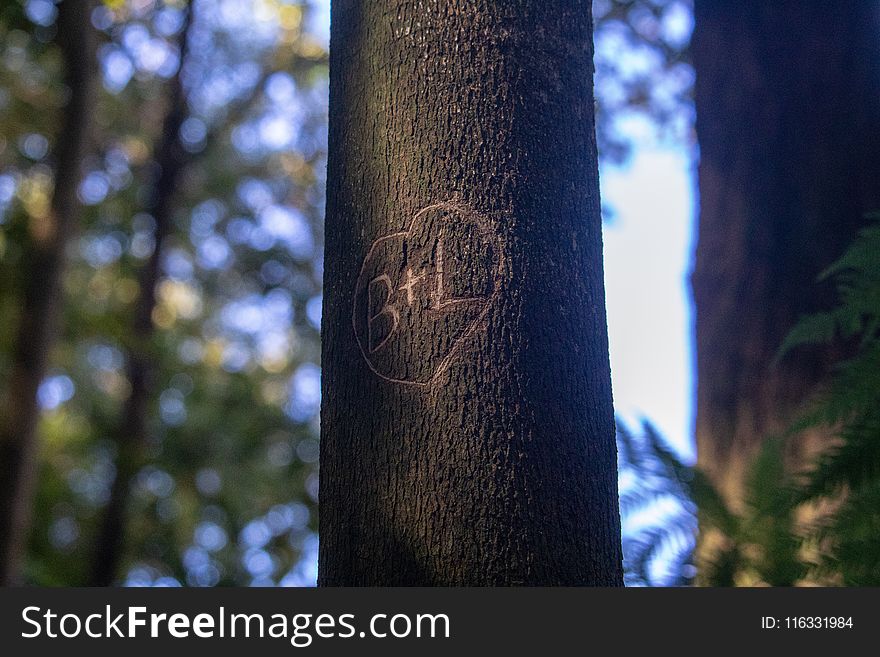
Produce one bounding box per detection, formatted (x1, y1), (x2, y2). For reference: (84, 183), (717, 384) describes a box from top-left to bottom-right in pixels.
(691, 1), (880, 507)
(89, 7), (193, 587)
(320, 0), (622, 585)
(0, 0), (97, 585)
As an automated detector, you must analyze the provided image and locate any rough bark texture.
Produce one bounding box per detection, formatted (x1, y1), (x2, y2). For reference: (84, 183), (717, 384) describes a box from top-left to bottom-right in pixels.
(320, 0), (622, 585)
(692, 1), (880, 507)
(0, 1), (97, 585)
(89, 7), (193, 587)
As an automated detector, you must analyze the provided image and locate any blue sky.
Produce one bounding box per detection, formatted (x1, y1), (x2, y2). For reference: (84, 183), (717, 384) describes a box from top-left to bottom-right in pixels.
(602, 148), (695, 462)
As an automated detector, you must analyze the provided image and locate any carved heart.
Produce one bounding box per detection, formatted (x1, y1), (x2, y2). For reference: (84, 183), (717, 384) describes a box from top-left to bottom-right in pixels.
(352, 201), (504, 386)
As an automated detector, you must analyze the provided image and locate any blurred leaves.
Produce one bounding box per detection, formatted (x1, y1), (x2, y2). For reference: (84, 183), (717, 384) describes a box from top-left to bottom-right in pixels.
(628, 216), (880, 587)
(1, 0), (328, 585)
(782, 215), (880, 585)
(617, 420), (696, 586)
(619, 422), (807, 587)
(593, 0), (694, 162)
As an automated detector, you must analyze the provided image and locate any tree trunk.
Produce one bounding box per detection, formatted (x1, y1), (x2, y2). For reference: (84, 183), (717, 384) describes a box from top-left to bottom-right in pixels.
(89, 7), (193, 586)
(319, 0), (622, 586)
(0, 0), (97, 585)
(692, 1), (880, 507)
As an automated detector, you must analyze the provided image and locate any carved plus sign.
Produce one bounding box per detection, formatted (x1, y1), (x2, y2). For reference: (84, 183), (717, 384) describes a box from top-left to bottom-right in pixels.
(398, 267), (427, 305)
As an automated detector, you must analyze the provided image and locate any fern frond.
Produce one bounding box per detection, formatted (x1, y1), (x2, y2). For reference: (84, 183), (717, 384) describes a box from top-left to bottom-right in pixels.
(616, 420), (696, 586)
(799, 415), (880, 501)
(689, 469), (738, 538)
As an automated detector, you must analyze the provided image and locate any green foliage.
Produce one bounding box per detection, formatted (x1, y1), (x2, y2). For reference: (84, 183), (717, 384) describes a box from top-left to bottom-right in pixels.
(697, 215), (880, 586)
(1, 0), (328, 586)
(618, 421), (806, 587)
(779, 215), (880, 585)
(697, 439), (804, 587)
(810, 481), (880, 585)
(778, 214), (880, 357)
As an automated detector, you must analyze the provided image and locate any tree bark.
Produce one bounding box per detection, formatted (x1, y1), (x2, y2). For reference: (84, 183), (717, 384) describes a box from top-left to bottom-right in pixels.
(89, 7), (193, 587)
(320, 0), (622, 586)
(692, 1), (880, 507)
(0, 0), (97, 585)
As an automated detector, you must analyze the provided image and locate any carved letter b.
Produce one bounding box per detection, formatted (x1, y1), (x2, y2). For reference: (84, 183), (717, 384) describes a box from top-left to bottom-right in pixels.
(368, 274), (399, 353)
